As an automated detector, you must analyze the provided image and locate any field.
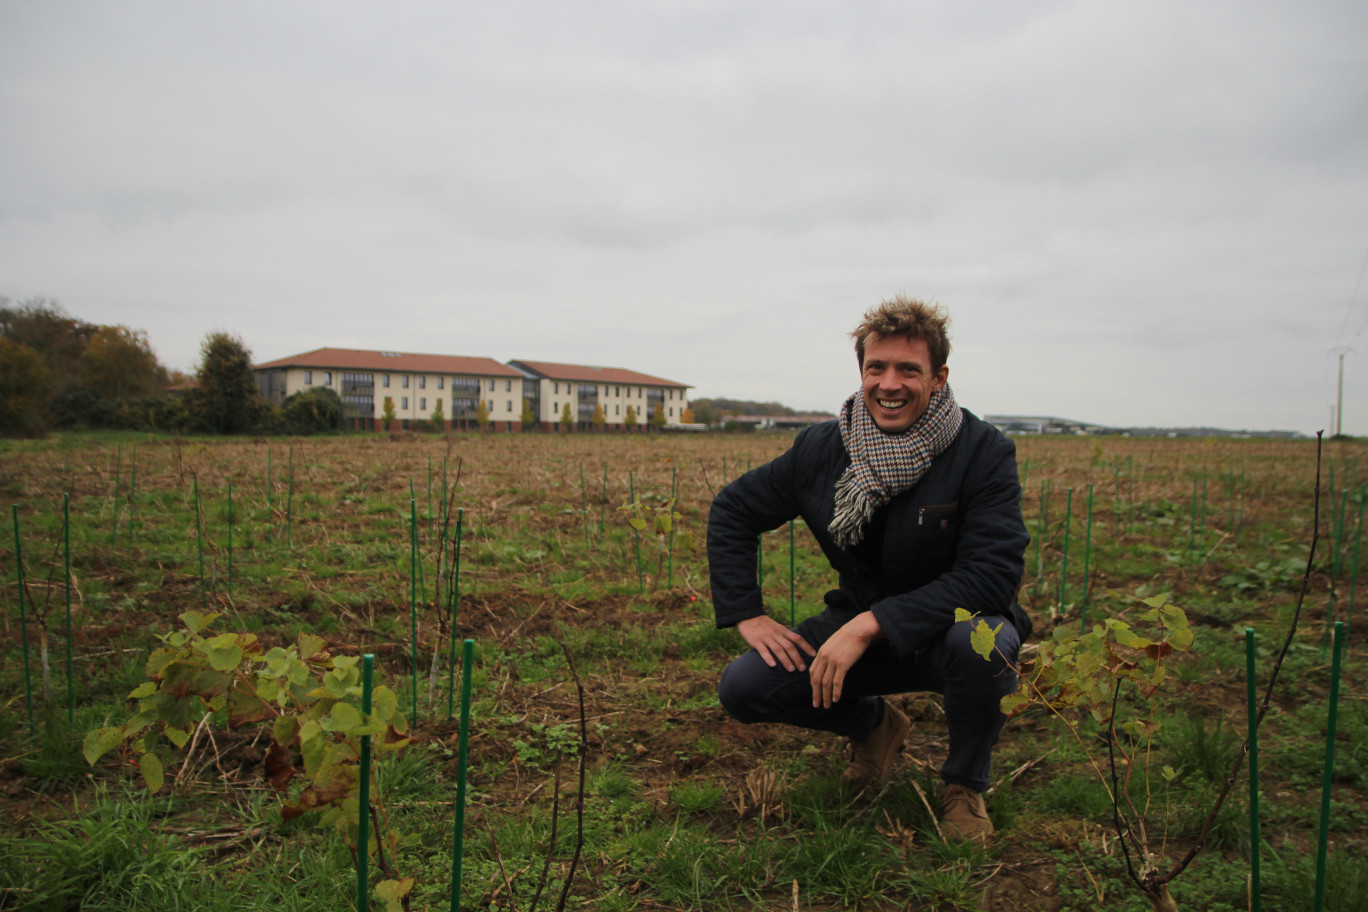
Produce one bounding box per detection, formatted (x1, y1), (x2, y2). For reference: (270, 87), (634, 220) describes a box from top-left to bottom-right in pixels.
(1, 429), (1365, 911)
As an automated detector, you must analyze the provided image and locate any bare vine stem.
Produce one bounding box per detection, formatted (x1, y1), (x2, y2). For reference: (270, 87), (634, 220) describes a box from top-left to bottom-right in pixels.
(554, 641), (588, 912)
(1156, 431), (1323, 888)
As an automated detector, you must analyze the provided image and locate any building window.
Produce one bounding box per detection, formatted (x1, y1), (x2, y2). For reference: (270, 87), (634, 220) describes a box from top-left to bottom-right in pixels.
(615, 386), (620, 397)
(402, 376), (410, 389)
(506, 400), (513, 412)
(488, 380), (495, 392)
(340, 373), (375, 423)
(669, 407), (674, 417)
(450, 377), (479, 423)
(304, 370), (312, 384)
(637, 387), (642, 398)
(437, 377), (444, 389)
(323, 371), (332, 385)
(402, 396), (409, 410)
(420, 397), (427, 411)
(615, 404), (620, 416)
(382, 374), (390, 388)
(554, 382), (559, 394)
(668, 389), (674, 400)
(486, 399), (493, 411)
(418, 376), (426, 389)
(505, 379), (512, 392)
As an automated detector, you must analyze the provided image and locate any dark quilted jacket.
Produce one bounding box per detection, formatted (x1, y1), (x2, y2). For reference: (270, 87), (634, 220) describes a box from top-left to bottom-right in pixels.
(707, 409), (1032, 658)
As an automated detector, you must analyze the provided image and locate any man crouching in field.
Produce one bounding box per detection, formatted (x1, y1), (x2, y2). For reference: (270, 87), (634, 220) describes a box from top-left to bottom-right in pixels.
(707, 295), (1031, 843)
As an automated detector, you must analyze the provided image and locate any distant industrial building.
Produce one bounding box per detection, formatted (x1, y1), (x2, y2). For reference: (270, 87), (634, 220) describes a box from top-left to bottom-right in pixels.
(983, 415), (1113, 435)
(253, 348), (690, 432)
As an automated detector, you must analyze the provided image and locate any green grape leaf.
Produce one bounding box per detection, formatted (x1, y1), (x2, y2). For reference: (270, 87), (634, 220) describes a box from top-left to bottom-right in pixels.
(376, 878), (414, 911)
(969, 620), (1004, 661)
(180, 610), (220, 635)
(83, 726), (126, 765)
(140, 752), (165, 793)
(205, 633), (244, 672)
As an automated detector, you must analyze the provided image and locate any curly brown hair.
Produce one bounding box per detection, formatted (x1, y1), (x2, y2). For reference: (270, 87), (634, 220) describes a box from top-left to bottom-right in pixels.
(850, 295), (952, 372)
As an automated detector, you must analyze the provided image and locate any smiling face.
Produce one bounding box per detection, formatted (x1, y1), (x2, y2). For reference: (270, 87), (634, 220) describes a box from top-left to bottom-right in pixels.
(859, 334), (949, 433)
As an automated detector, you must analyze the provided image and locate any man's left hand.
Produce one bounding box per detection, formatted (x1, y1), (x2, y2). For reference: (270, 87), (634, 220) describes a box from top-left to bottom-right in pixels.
(810, 611), (883, 709)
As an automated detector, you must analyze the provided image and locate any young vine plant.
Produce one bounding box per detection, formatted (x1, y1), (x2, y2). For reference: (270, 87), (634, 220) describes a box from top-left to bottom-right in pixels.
(83, 610), (415, 908)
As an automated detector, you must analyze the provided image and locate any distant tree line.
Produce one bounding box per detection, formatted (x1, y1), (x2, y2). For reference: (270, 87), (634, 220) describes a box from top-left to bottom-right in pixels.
(688, 397), (834, 427)
(0, 297), (341, 437)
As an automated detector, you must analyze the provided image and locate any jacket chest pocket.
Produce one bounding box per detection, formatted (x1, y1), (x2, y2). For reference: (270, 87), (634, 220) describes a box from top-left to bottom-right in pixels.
(917, 501), (960, 532)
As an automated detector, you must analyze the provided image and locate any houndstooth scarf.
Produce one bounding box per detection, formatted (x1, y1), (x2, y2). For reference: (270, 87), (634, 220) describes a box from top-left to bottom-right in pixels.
(828, 384), (963, 549)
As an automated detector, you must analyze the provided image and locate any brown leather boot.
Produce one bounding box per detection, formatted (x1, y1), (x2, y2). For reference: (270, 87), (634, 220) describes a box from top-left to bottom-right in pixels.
(841, 701), (910, 787)
(940, 783), (994, 843)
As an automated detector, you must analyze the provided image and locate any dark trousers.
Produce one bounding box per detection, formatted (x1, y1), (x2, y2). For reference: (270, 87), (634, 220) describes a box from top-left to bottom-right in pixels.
(717, 610), (1021, 792)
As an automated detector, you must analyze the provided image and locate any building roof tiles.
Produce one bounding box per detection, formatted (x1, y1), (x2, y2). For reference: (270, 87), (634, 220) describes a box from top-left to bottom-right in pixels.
(254, 348), (524, 378)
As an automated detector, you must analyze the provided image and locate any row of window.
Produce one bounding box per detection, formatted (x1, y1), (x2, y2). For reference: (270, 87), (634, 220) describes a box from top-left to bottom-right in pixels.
(551, 403), (676, 418)
(549, 382), (681, 400)
(303, 371), (520, 394)
(305, 371), (680, 402)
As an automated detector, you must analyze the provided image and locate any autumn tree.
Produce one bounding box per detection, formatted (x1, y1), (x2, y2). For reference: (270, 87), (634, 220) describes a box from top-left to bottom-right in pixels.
(381, 396), (397, 431)
(0, 337), (50, 436)
(428, 398), (445, 432)
(681, 406), (695, 424)
(650, 401), (666, 429)
(591, 402), (606, 431)
(624, 403), (638, 430)
(560, 402), (573, 430)
(193, 331), (263, 434)
(0, 297), (96, 398)
(520, 398), (536, 430)
(80, 324), (167, 399)
(476, 399), (491, 430)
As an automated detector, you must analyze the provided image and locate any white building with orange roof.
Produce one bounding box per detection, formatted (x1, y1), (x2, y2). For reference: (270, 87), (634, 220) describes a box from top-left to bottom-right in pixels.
(507, 360), (691, 431)
(253, 348), (690, 432)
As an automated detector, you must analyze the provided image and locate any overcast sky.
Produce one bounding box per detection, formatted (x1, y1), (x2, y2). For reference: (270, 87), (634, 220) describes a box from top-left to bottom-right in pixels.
(3, 2), (1367, 434)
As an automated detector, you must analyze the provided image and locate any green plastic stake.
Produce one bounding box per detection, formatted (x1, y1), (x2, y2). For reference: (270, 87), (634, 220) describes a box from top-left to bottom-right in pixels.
(789, 518), (796, 627)
(427, 455), (434, 543)
(286, 444), (294, 549)
(599, 463), (608, 537)
(410, 498), (419, 728)
(1113, 455), (1122, 528)
(1188, 475), (1198, 574)
(1020, 458), (1029, 504)
(227, 482), (233, 596)
(1034, 480), (1049, 600)
(64, 493), (74, 728)
(111, 444), (121, 547)
(629, 470), (643, 595)
(1059, 487), (1073, 609)
(1199, 472), (1208, 562)
(1081, 484), (1094, 607)
(1246, 628), (1261, 912)
(1347, 485), (1363, 633)
(128, 443), (137, 542)
(447, 509), (464, 720)
(1127, 455), (1135, 535)
(757, 532), (764, 588)
(579, 462), (589, 546)
(266, 446), (273, 544)
(12, 506), (35, 740)
(194, 476), (207, 610)
(357, 654), (375, 912)
(1313, 621), (1347, 912)
(667, 465), (677, 588)
(449, 638), (475, 912)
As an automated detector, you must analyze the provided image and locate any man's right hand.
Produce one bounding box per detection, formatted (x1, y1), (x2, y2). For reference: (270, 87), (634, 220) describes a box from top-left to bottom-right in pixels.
(736, 615), (817, 673)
